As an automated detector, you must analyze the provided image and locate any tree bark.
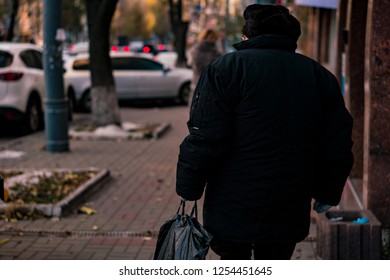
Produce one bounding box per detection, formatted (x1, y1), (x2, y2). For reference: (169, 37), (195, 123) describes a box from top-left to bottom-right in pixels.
(7, 0), (19, 41)
(85, 0), (121, 127)
(168, 0), (189, 67)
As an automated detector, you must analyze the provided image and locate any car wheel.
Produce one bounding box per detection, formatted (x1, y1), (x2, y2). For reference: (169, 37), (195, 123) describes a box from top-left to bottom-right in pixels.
(25, 95), (43, 133)
(178, 82), (191, 105)
(81, 89), (92, 112)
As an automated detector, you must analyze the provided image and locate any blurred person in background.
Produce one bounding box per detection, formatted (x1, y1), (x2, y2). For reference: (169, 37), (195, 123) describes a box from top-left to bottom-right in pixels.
(176, 4), (353, 260)
(187, 28), (222, 105)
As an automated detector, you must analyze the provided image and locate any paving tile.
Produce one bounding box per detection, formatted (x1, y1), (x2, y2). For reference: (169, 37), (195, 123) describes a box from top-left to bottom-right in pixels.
(0, 107), (319, 260)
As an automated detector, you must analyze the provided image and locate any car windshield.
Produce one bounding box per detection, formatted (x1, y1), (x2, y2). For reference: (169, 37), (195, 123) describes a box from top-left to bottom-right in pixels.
(73, 58), (90, 70)
(72, 56), (164, 71)
(112, 57), (163, 71)
(0, 51), (13, 68)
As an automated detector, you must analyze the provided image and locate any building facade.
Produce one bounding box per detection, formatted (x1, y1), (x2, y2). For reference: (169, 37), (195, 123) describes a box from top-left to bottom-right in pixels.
(294, 0), (390, 231)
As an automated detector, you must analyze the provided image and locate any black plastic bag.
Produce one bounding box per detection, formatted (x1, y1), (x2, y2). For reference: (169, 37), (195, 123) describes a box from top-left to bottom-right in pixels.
(154, 200), (213, 260)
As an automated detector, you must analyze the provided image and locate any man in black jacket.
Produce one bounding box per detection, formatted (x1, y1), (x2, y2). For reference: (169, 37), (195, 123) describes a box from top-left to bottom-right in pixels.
(176, 4), (354, 260)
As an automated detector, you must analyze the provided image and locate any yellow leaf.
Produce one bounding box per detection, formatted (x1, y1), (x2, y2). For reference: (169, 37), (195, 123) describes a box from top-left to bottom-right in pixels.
(30, 187), (38, 196)
(0, 238), (11, 245)
(78, 206), (97, 215)
(64, 173), (77, 180)
(4, 189), (8, 202)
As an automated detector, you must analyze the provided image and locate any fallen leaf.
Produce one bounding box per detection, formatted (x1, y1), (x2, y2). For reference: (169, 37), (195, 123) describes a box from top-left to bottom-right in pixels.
(4, 189), (8, 202)
(0, 238), (10, 245)
(78, 206), (97, 215)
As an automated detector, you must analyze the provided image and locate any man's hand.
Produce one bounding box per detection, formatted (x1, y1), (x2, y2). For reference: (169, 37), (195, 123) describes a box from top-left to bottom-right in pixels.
(313, 200), (333, 213)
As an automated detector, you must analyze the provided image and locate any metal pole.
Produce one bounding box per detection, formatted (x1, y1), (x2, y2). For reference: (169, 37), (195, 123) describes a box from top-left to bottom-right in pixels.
(224, 0), (230, 52)
(43, 0), (69, 152)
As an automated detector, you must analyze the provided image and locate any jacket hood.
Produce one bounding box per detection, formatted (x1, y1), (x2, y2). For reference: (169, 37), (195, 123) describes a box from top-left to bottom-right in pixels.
(233, 35), (297, 52)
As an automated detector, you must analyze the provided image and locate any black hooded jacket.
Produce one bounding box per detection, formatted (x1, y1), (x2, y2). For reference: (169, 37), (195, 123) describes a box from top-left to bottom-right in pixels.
(176, 35), (354, 243)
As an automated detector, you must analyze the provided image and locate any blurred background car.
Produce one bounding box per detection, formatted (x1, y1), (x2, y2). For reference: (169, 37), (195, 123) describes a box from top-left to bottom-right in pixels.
(0, 42), (73, 133)
(139, 43), (158, 56)
(154, 51), (178, 69)
(64, 52), (192, 112)
(129, 40), (144, 52)
(68, 41), (89, 55)
(63, 41), (89, 61)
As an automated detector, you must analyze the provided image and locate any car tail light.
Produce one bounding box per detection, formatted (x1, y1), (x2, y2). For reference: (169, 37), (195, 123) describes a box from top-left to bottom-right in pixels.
(0, 72), (24, 81)
(5, 110), (15, 120)
(122, 46), (130, 52)
(142, 46), (151, 53)
(111, 45), (119, 52)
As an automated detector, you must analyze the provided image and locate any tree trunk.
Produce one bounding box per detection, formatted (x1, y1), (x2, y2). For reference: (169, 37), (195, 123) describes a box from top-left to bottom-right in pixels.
(168, 0), (189, 67)
(85, 0), (121, 127)
(175, 21), (189, 68)
(7, 0), (19, 41)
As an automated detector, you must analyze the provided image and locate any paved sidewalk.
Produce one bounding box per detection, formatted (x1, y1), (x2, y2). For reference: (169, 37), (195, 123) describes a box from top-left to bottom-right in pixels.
(0, 105), (317, 260)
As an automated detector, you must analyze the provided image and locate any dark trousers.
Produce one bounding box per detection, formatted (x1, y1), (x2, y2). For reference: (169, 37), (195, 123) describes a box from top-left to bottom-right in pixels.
(211, 239), (296, 260)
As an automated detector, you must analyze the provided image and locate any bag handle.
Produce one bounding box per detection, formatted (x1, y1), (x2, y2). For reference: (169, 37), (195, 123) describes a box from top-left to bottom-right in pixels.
(176, 199), (198, 219)
(177, 199), (185, 215)
(190, 201), (198, 219)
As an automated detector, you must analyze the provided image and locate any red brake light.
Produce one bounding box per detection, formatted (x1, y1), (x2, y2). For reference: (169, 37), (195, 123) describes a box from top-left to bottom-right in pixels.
(0, 72), (24, 81)
(122, 46), (130, 52)
(142, 46), (151, 53)
(5, 110), (15, 119)
(111, 45), (119, 52)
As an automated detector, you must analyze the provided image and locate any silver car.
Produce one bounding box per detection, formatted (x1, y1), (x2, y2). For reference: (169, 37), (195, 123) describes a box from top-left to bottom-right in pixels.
(64, 52), (193, 112)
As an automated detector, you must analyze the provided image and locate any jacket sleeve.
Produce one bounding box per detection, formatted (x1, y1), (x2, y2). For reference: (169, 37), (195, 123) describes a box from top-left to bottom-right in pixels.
(312, 70), (354, 205)
(176, 63), (234, 200)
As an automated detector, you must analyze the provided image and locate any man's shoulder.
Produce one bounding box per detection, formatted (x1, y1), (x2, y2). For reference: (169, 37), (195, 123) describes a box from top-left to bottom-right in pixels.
(210, 51), (241, 66)
(294, 52), (338, 79)
(295, 52), (329, 69)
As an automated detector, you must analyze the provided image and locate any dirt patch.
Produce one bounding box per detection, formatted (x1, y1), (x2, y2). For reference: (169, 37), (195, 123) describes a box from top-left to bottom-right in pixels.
(0, 168), (109, 220)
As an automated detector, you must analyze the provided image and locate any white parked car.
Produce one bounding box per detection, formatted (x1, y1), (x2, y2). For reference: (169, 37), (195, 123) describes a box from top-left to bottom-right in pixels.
(0, 42), (73, 133)
(0, 43), (46, 132)
(154, 51), (178, 69)
(64, 52), (193, 112)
